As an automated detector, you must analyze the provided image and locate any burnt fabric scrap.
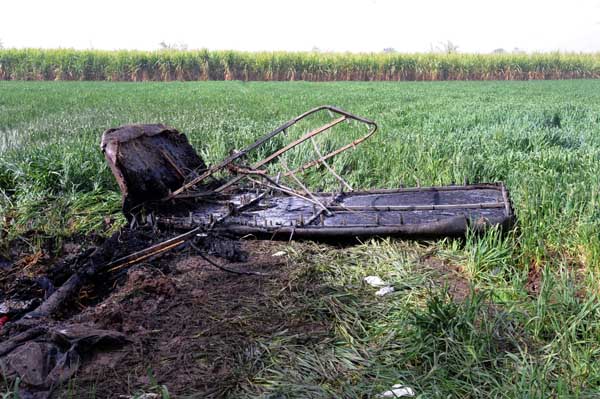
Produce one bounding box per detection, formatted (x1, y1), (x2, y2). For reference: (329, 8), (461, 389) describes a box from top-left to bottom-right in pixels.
(0, 324), (128, 399)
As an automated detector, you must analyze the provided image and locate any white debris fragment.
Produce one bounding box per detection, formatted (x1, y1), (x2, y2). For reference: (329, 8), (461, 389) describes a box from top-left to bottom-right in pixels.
(118, 394), (159, 399)
(365, 276), (395, 296)
(375, 286), (395, 296)
(377, 384), (415, 398)
(272, 251), (286, 257)
(364, 276), (387, 287)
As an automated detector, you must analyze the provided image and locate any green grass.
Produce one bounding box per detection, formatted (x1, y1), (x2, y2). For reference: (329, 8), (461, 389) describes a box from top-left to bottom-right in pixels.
(1, 80), (600, 397)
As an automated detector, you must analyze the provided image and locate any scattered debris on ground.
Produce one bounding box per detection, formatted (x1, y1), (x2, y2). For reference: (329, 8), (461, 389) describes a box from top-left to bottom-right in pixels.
(365, 276), (388, 287)
(365, 275), (396, 296)
(377, 384), (416, 398)
(375, 286), (395, 296)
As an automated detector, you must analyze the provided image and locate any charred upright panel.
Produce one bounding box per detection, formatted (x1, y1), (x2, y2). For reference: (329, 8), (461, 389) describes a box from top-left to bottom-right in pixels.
(101, 124), (206, 213)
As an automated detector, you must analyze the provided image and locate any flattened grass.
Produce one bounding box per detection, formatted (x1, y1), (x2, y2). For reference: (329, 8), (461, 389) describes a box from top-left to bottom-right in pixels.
(237, 239), (600, 397)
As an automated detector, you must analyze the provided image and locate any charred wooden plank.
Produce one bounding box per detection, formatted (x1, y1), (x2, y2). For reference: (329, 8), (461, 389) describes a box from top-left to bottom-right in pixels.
(156, 183), (515, 240)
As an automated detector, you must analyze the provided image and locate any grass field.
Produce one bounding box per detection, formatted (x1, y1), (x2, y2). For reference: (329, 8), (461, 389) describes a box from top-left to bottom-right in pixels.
(1, 80), (600, 397)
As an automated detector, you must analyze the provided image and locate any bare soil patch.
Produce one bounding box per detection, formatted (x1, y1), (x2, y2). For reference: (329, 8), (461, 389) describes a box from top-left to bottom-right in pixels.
(420, 252), (471, 301)
(70, 240), (332, 398)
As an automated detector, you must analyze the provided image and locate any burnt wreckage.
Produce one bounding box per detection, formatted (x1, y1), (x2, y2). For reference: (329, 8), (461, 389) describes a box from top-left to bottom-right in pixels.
(0, 107), (514, 397)
(101, 106), (514, 267)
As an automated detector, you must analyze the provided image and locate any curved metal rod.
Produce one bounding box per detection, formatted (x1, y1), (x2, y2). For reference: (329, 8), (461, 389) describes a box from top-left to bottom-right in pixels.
(213, 106), (377, 193)
(165, 106), (377, 200)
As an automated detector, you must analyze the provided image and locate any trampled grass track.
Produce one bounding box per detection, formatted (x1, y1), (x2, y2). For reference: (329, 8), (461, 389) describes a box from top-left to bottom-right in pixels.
(1, 80), (600, 397)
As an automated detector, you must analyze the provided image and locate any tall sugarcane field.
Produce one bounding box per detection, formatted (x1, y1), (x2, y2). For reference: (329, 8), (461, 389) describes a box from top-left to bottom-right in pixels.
(1, 49), (600, 81)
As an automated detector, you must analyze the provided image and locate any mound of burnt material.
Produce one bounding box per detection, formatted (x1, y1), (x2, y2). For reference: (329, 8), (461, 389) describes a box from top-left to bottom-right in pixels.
(101, 124), (206, 214)
(0, 230), (267, 398)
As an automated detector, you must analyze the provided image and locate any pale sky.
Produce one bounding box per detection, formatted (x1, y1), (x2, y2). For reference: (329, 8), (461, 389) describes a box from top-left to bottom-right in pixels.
(1, 0), (599, 53)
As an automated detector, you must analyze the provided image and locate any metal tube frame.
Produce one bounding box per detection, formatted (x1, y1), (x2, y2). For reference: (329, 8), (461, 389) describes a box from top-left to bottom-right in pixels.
(165, 105), (377, 200)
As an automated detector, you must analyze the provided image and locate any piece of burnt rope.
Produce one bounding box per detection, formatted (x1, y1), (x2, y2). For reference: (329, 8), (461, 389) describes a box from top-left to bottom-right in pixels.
(188, 241), (269, 276)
